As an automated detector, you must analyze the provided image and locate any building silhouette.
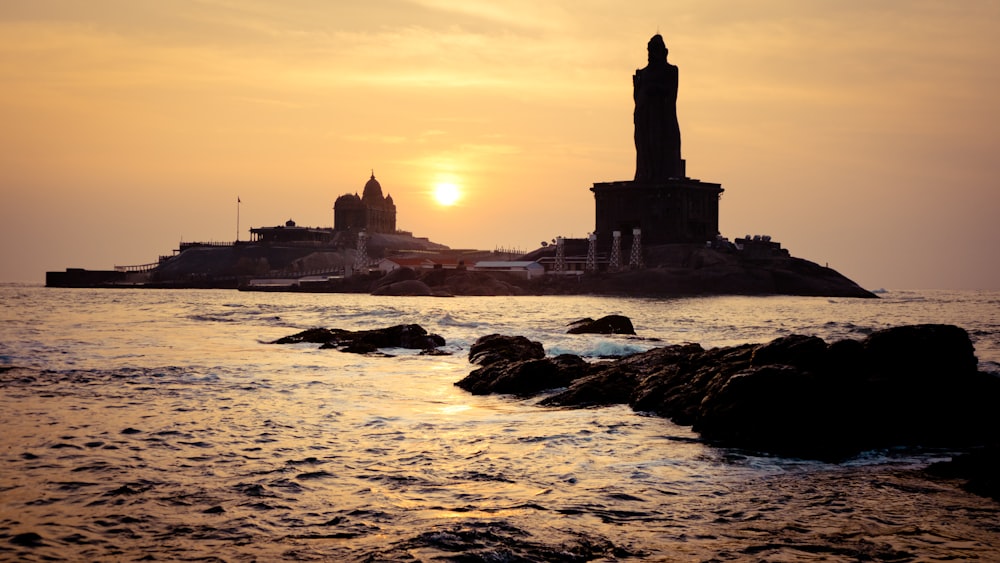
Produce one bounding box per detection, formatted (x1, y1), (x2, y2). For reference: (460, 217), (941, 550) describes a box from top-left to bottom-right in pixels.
(334, 173), (397, 234)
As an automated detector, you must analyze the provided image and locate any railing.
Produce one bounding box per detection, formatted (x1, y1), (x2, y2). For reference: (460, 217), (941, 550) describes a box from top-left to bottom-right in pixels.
(262, 267), (346, 280)
(114, 262), (160, 273)
(179, 241), (236, 250)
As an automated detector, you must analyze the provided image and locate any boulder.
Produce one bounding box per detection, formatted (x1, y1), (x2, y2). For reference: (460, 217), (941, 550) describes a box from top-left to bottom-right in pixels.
(566, 315), (636, 335)
(456, 354), (589, 397)
(369, 267), (418, 292)
(468, 334), (544, 367)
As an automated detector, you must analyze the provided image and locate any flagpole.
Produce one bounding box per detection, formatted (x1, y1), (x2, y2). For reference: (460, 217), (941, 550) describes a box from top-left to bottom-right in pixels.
(236, 196), (241, 243)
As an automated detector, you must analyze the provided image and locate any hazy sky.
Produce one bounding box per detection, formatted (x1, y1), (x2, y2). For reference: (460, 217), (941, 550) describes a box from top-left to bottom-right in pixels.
(2, 1), (999, 289)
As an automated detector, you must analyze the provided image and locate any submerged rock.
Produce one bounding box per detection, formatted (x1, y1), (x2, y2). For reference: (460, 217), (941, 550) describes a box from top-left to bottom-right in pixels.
(273, 324), (445, 353)
(460, 324), (1000, 459)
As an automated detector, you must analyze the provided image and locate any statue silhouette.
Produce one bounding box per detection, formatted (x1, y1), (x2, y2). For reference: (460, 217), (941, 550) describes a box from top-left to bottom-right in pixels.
(633, 34), (683, 181)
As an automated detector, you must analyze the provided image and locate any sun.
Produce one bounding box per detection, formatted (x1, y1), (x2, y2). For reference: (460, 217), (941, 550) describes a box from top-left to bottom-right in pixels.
(433, 182), (461, 206)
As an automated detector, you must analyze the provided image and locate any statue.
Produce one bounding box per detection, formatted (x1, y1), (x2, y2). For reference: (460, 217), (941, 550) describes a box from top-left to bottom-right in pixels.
(633, 34), (683, 181)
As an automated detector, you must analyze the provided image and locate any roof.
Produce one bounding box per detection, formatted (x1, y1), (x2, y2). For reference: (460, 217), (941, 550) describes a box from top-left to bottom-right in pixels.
(473, 261), (543, 269)
(362, 173), (384, 201)
(381, 257), (435, 267)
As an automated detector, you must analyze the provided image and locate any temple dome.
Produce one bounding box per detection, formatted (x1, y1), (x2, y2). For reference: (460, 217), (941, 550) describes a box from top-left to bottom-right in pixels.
(362, 173), (384, 202)
(335, 193), (362, 207)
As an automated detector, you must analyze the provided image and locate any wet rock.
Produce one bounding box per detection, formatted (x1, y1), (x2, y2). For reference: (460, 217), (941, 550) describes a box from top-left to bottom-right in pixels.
(273, 324), (446, 352)
(926, 446), (1000, 501)
(333, 341), (380, 354)
(272, 327), (346, 345)
(468, 334), (544, 367)
(862, 323), (978, 382)
(419, 347), (453, 356)
(463, 324), (1000, 459)
(567, 315), (636, 335)
(457, 353), (589, 397)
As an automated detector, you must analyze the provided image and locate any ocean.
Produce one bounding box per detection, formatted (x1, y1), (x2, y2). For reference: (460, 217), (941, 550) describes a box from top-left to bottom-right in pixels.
(1, 286), (998, 561)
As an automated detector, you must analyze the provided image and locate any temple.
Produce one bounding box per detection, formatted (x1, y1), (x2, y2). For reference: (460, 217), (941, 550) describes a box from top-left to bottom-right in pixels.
(245, 172), (398, 245)
(591, 34), (723, 245)
(334, 172), (397, 234)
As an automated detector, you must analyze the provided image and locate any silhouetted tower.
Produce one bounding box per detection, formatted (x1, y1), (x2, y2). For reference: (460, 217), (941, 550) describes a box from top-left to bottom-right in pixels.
(629, 228), (644, 269)
(353, 230), (369, 275)
(585, 233), (597, 273)
(608, 231), (622, 272)
(554, 237), (566, 273)
(609, 230), (622, 272)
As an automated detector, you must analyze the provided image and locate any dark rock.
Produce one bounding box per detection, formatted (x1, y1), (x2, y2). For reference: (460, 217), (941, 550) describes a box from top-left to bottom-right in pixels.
(926, 447), (1000, 501)
(749, 334), (827, 369)
(272, 327), (347, 345)
(468, 334), (545, 367)
(693, 365), (840, 457)
(539, 364), (639, 407)
(456, 354), (589, 397)
(334, 341), (380, 354)
(274, 324), (445, 352)
(862, 323), (978, 382)
(369, 266), (418, 292)
(419, 348), (453, 356)
(567, 315), (636, 335)
(460, 324), (1000, 459)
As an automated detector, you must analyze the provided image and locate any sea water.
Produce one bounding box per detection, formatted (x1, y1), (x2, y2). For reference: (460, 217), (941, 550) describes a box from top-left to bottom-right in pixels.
(0, 286), (997, 561)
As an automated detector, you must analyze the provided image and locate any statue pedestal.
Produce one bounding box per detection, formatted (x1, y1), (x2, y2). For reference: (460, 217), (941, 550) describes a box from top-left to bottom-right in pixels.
(591, 178), (723, 245)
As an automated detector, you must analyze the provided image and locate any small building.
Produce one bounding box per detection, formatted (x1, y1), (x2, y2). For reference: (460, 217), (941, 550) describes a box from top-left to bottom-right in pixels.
(735, 235), (789, 259)
(378, 257), (436, 272)
(472, 261), (546, 279)
(249, 219), (335, 245)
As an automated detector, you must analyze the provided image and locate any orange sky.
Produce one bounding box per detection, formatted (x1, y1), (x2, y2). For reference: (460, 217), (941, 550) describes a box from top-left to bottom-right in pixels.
(2, 1), (999, 289)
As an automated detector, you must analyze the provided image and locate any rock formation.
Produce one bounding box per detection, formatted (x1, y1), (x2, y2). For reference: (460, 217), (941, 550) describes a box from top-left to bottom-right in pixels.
(273, 324), (446, 354)
(456, 325), (999, 460)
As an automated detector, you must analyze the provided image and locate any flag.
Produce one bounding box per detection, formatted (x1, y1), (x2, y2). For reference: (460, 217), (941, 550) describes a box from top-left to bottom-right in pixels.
(238, 196), (241, 203)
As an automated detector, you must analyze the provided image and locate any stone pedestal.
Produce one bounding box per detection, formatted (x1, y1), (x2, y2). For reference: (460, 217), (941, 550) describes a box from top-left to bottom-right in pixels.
(591, 178), (723, 245)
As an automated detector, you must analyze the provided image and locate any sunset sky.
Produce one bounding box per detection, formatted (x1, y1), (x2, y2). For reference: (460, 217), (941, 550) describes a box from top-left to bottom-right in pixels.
(2, 1), (999, 289)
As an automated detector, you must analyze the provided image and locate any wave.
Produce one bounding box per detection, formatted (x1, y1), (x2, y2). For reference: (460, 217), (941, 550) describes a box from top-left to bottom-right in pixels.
(548, 339), (649, 358)
(437, 312), (481, 328)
